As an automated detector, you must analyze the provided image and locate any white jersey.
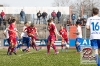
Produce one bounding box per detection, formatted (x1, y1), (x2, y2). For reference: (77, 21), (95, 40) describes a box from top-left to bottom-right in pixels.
(21, 26), (28, 38)
(4, 28), (9, 39)
(86, 16), (100, 40)
(4, 28), (18, 39)
(76, 26), (82, 38)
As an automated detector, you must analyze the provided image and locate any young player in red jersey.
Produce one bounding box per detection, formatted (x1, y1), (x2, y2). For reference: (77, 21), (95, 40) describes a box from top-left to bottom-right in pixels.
(7, 19), (17, 55)
(59, 26), (69, 52)
(47, 19), (60, 54)
(25, 23), (40, 51)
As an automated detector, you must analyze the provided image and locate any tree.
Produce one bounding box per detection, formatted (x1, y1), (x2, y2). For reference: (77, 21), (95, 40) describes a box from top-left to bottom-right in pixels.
(52, 0), (100, 17)
(52, 0), (70, 7)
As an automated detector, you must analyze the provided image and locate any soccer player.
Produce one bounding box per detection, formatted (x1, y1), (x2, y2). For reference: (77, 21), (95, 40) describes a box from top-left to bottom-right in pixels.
(47, 19), (60, 54)
(3, 28), (10, 55)
(21, 22), (31, 52)
(7, 19), (17, 55)
(25, 23), (40, 51)
(59, 25), (69, 52)
(74, 21), (82, 53)
(86, 8), (100, 66)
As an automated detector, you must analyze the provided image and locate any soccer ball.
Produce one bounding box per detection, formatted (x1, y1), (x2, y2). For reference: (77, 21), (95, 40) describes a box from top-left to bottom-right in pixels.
(66, 44), (70, 49)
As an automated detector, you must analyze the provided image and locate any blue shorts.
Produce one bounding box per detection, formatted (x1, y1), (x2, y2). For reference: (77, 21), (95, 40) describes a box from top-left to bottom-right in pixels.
(22, 37), (30, 44)
(91, 39), (100, 49)
(75, 38), (82, 44)
(7, 39), (10, 45)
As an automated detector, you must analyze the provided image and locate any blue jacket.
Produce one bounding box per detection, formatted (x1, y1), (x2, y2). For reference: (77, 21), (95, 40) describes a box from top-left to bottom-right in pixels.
(20, 11), (25, 17)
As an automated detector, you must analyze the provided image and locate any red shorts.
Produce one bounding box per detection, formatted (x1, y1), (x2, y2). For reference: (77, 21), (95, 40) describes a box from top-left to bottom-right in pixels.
(31, 36), (38, 40)
(9, 37), (17, 45)
(62, 38), (68, 43)
(48, 35), (56, 42)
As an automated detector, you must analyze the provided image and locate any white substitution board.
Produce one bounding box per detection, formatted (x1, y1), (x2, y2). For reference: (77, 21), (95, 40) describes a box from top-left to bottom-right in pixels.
(0, 7), (69, 14)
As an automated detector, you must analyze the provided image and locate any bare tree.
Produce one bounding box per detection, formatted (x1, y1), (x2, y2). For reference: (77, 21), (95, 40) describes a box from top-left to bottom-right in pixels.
(52, 0), (70, 7)
(52, 0), (100, 17)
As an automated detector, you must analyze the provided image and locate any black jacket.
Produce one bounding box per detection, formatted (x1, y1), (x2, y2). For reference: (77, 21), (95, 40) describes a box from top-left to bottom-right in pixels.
(57, 12), (61, 17)
(42, 12), (47, 18)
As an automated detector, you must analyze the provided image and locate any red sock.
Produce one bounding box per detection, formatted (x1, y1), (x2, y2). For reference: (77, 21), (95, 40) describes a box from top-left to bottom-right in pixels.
(52, 44), (57, 52)
(61, 44), (64, 49)
(8, 46), (11, 52)
(11, 48), (14, 53)
(32, 42), (37, 51)
(47, 45), (50, 53)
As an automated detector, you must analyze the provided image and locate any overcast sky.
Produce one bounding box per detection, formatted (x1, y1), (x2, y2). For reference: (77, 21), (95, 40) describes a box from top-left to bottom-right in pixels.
(0, 0), (54, 7)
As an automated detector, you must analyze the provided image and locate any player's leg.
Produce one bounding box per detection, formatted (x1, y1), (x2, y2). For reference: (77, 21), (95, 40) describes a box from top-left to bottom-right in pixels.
(65, 38), (69, 52)
(47, 36), (51, 54)
(75, 38), (81, 53)
(61, 39), (65, 51)
(7, 39), (11, 55)
(91, 39), (100, 66)
(97, 40), (100, 66)
(51, 35), (59, 54)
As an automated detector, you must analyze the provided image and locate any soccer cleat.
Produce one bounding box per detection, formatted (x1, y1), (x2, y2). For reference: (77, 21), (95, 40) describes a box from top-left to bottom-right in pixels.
(13, 52), (17, 55)
(22, 49), (26, 52)
(61, 49), (64, 52)
(54, 51), (59, 54)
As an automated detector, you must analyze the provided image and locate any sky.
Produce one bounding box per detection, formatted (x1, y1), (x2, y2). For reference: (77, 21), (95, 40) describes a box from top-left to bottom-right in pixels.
(0, 0), (54, 7)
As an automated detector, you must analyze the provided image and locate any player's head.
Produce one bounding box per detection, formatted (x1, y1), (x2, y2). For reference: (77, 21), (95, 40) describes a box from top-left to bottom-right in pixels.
(92, 8), (99, 16)
(60, 25), (64, 29)
(47, 18), (53, 25)
(76, 21), (81, 26)
(24, 22), (29, 26)
(30, 23), (35, 27)
(10, 19), (16, 24)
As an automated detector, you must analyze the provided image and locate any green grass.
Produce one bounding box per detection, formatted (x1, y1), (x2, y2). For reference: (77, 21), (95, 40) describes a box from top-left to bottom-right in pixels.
(0, 49), (96, 66)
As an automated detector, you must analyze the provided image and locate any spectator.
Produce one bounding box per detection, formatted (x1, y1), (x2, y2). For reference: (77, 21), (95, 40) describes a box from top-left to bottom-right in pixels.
(76, 17), (82, 25)
(0, 16), (2, 26)
(37, 11), (41, 24)
(7, 17), (12, 24)
(51, 10), (56, 20)
(42, 11), (47, 24)
(57, 10), (61, 23)
(83, 18), (87, 26)
(20, 9), (25, 22)
(66, 19), (71, 26)
(3, 19), (7, 29)
(1, 10), (5, 21)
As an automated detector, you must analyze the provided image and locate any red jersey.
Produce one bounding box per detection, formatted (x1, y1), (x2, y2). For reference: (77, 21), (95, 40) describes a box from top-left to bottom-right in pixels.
(1, 12), (5, 17)
(25, 26), (36, 36)
(48, 24), (55, 35)
(8, 23), (16, 38)
(59, 28), (68, 39)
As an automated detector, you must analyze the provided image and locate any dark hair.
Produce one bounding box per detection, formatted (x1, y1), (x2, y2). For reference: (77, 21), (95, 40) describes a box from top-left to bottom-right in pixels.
(24, 22), (28, 25)
(92, 8), (99, 15)
(30, 23), (35, 27)
(10, 19), (16, 24)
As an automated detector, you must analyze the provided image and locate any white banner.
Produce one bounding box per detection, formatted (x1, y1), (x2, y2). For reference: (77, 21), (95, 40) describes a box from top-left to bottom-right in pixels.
(0, 7), (69, 14)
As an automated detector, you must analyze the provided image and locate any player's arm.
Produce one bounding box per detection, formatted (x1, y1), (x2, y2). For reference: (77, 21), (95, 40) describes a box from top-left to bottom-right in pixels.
(35, 28), (39, 36)
(86, 18), (90, 30)
(3, 30), (7, 38)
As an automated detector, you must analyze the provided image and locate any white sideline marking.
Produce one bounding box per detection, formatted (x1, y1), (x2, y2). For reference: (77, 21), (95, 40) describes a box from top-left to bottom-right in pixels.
(18, 51), (34, 56)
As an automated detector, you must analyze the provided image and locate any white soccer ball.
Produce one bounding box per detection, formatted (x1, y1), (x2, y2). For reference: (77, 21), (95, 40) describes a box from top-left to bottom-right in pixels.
(66, 44), (70, 49)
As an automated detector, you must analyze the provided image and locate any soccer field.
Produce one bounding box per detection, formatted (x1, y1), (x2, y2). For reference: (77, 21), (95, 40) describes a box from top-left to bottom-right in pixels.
(0, 49), (96, 66)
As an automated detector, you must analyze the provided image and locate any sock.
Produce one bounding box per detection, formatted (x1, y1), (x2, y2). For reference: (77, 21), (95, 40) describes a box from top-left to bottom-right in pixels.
(11, 48), (14, 53)
(52, 44), (57, 52)
(14, 47), (17, 52)
(75, 45), (78, 52)
(77, 45), (81, 52)
(7, 46), (11, 53)
(61, 44), (64, 49)
(95, 54), (100, 66)
(47, 45), (50, 53)
(32, 42), (37, 51)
